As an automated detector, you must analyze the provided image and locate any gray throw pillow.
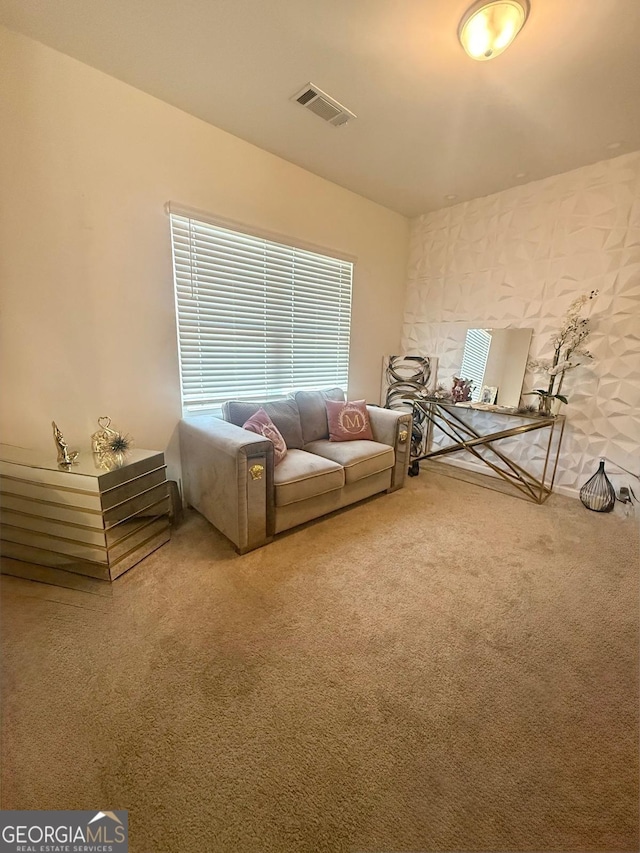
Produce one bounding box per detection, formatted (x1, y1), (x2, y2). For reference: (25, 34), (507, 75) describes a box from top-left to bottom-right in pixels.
(295, 388), (346, 444)
(223, 399), (304, 449)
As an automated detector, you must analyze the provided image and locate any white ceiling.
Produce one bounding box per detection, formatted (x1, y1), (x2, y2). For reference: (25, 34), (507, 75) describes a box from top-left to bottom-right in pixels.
(2, 0), (640, 216)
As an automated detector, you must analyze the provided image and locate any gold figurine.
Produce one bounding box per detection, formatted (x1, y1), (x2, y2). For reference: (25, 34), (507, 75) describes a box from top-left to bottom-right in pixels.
(92, 416), (132, 468)
(92, 416), (118, 453)
(52, 421), (79, 467)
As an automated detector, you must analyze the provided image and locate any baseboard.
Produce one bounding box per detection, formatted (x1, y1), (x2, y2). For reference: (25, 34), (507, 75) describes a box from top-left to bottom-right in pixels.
(425, 456), (580, 501)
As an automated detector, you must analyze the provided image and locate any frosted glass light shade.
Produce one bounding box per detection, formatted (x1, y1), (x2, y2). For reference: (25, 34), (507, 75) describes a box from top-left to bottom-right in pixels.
(458, 0), (530, 60)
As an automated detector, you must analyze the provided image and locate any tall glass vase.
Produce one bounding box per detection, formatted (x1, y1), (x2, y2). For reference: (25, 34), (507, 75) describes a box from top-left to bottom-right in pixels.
(539, 395), (563, 417)
(539, 395), (552, 416)
(550, 398), (564, 416)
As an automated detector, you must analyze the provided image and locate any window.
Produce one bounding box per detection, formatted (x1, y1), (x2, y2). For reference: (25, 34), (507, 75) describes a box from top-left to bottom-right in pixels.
(169, 210), (353, 415)
(459, 328), (492, 402)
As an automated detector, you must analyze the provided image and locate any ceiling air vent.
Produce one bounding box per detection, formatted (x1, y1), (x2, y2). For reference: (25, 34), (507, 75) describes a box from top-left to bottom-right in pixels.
(291, 83), (357, 128)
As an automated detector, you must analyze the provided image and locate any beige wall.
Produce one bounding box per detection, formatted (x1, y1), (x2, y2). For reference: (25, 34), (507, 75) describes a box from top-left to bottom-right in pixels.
(0, 26), (409, 478)
(403, 152), (640, 496)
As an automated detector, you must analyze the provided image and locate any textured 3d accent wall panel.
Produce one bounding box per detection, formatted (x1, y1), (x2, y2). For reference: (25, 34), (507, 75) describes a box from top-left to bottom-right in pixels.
(402, 152), (640, 494)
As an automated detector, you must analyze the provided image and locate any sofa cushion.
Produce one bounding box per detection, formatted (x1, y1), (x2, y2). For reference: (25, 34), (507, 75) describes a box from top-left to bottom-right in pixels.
(273, 449), (344, 507)
(294, 388), (345, 444)
(304, 439), (394, 485)
(223, 399), (304, 449)
(242, 408), (288, 466)
(326, 400), (374, 442)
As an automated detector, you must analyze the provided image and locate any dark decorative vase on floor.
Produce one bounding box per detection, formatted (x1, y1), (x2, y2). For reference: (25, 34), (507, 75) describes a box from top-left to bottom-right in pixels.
(580, 460), (616, 513)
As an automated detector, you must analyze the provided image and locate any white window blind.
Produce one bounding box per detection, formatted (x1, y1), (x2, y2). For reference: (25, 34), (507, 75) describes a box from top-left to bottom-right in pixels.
(460, 328), (492, 402)
(169, 213), (353, 414)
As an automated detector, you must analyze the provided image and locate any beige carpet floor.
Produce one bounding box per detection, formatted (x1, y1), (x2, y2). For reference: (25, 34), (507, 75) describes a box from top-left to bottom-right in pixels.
(1, 470), (638, 853)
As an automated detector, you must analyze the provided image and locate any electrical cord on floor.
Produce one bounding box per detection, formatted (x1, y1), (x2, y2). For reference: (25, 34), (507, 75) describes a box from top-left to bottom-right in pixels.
(617, 485), (637, 503)
(602, 458), (638, 518)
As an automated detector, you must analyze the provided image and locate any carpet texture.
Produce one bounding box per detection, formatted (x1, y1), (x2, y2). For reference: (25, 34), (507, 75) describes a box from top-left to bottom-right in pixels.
(1, 471), (638, 852)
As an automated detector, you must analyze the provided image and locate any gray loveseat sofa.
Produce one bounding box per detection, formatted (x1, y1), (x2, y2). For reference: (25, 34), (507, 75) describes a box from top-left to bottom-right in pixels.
(179, 388), (412, 553)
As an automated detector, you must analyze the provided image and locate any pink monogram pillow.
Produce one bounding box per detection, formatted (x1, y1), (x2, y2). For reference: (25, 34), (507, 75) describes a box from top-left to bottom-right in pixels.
(326, 399), (374, 442)
(242, 408), (288, 465)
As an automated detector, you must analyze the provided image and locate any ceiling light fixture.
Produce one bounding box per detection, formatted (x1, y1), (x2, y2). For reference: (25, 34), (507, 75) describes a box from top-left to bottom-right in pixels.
(458, 0), (530, 61)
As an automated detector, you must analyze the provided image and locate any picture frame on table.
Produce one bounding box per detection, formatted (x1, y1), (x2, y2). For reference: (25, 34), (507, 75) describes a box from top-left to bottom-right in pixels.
(480, 385), (498, 404)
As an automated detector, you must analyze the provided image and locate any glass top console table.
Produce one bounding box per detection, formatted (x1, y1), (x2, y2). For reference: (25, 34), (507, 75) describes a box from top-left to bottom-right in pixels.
(408, 399), (565, 504)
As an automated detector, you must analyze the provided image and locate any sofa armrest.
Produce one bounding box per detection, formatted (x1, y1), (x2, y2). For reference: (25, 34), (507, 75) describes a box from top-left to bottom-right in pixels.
(367, 406), (413, 491)
(179, 416), (274, 554)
